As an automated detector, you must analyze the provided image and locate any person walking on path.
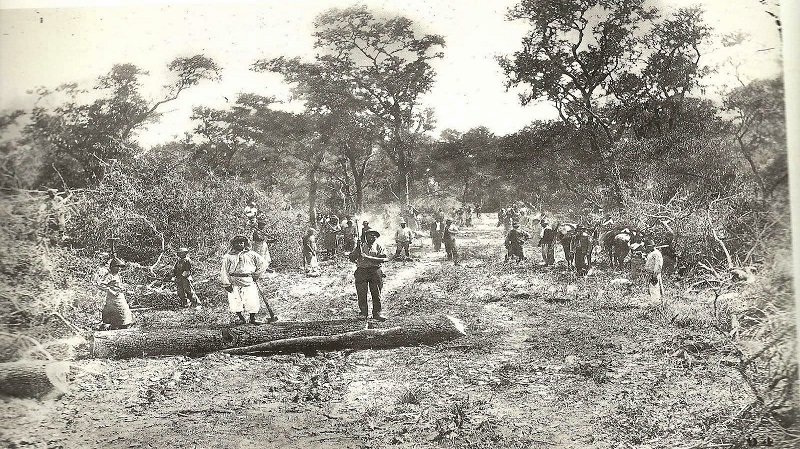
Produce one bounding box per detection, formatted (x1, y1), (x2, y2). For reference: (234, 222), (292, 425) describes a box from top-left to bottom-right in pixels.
(349, 230), (388, 321)
(394, 219), (414, 261)
(443, 218), (460, 264)
(174, 247), (201, 309)
(301, 228), (320, 277)
(505, 222), (531, 263)
(643, 239), (664, 300)
(97, 257), (134, 330)
(430, 219), (444, 252)
(539, 221), (556, 266)
(220, 235), (270, 325)
(252, 214), (277, 270)
(360, 220), (372, 244)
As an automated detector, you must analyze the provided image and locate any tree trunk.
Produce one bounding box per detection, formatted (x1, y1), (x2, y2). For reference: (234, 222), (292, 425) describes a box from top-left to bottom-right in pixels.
(0, 361), (71, 399)
(224, 315), (466, 355)
(90, 318), (366, 359)
(89, 314), (465, 359)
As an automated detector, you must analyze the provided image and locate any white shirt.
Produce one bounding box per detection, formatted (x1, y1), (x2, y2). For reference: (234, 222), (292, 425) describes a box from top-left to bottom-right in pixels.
(644, 249), (663, 274)
(395, 227), (414, 243)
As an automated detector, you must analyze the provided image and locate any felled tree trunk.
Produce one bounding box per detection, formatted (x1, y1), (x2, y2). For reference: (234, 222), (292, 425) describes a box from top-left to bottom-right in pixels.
(0, 361), (71, 399)
(224, 314), (466, 355)
(90, 315), (465, 359)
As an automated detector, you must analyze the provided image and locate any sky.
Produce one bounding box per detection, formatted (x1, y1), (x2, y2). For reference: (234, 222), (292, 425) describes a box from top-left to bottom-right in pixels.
(0, 0), (787, 147)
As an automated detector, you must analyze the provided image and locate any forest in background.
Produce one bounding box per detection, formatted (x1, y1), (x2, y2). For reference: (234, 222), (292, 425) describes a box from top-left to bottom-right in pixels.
(0, 0), (795, 443)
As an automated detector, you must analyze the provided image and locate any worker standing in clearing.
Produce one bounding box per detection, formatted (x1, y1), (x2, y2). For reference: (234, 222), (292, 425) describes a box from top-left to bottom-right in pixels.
(301, 228), (320, 277)
(220, 235), (268, 325)
(643, 239), (664, 300)
(174, 247), (201, 309)
(97, 257), (134, 331)
(443, 218), (459, 264)
(349, 229), (388, 321)
(539, 221), (556, 266)
(394, 218), (414, 261)
(505, 222), (530, 263)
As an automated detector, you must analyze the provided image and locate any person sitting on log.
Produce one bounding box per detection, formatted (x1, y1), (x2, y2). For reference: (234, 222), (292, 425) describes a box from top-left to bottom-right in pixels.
(173, 247), (201, 309)
(349, 230), (388, 321)
(97, 257), (134, 331)
(220, 235), (268, 325)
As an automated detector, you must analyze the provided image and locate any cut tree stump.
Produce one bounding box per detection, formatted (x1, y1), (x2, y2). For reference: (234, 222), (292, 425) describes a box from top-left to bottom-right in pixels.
(89, 315), (465, 359)
(224, 314), (466, 355)
(0, 361), (71, 399)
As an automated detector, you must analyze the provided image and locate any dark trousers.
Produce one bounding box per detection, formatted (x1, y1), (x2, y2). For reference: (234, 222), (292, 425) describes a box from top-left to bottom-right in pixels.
(354, 267), (383, 317)
(431, 234), (442, 251)
(444, 238), (457, 261)
(176, 277), (199, 306)
(507, 243), (525, 261)
(395, 241), (411, 258)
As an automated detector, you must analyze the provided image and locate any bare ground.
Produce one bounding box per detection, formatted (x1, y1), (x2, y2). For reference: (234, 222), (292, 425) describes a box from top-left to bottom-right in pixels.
(0, 215), (791, 449)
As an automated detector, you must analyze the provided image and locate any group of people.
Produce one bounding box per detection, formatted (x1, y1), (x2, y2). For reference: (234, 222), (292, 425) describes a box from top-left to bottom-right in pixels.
(95, 201), (664, 330)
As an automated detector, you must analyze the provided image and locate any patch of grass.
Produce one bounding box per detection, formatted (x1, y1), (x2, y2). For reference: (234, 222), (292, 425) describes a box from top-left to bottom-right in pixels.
(397, 385), (423, 405)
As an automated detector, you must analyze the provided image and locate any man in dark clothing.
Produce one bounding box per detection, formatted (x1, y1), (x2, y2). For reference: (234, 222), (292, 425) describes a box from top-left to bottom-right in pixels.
(360, 221), (372, 243)
(539, 222), (556, 266)
(430, 219), (444, 252)
(505, 222), (531, 262)
(349, 230), (388, 321)
(341, 218), (357, 252)
(174, 247), (201, 308)
(443, 219), (459, 263)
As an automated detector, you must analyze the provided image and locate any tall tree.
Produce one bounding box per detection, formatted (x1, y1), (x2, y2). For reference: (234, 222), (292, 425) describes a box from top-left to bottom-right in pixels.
(259, 6), (445, 206)
(724, 76), (787, 199)
(20, 55), (220, 187)
(499, 0), (656, 203)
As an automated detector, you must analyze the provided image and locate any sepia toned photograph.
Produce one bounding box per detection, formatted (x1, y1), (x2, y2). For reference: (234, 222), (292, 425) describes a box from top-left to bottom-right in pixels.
(0, 0), (797, 447)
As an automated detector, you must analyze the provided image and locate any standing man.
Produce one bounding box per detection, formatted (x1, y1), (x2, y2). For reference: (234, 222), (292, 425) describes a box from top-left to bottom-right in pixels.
(349, 230), (388, 321)
(244, 200), (259, 225)
(435, 207), (445, 223)
(97, 257), (134, 330)
(443, 218), (460, 264)
(341, 218), (357, 252)
(430, 218), (444, 252)
(220, 235), (269, 325)
(643, 239), (664, 300)
(394, 219), (414, 261)
(174, 247), (201, 309)
(301, 228), (320, 277)
(322, 216), (341, 260)
(539, 221), (556, 266)
(360, 220), (372, 243)
(252, 214), (277, 270)
(505, 222), (531, 263)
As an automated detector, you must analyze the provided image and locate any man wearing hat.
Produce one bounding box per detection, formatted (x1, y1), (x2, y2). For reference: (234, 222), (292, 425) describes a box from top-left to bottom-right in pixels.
(348, 229), (388, 321)
(643, 239), (664, 300)
(505, 221), (531, 263)
(394, 218), (414, 261)
(173, 247), (201, 309)
(430, 218), (444, 252)
(97, 257), (134, 330)
(359, 220), (372, 244)
(302, 228), (320, 277)
(538, 221), (556, 266)
(443, 218), (459, 263)
(220, 235), (269, 325)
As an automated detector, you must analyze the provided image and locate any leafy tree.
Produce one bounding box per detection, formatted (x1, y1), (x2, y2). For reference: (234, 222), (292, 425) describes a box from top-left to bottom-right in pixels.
(20, 55), (220, 188)
(260, 6), (445, 206)
(724, 76), (787, 199)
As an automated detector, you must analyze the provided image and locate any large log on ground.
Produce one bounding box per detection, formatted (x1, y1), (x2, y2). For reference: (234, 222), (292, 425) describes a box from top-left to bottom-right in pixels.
(90, 318), (367, 359)
(90, 315), (465, 359)
(223, 314), (466, 355)
(0, 361), (71, 399)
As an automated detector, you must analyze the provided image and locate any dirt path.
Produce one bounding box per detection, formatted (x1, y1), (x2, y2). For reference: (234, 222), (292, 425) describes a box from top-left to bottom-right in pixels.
(1, 215), (754, 449)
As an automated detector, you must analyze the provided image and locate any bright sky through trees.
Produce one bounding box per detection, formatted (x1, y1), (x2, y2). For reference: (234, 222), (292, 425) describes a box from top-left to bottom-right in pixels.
(0, 0), (785, 146)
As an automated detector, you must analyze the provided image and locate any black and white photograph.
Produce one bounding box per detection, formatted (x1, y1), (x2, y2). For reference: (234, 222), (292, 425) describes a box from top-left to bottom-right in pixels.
(0, 0), (797, 447)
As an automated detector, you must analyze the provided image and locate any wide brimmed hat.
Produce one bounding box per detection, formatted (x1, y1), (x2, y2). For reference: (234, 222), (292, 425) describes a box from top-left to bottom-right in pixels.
(177, 247), (190, 253)
(109, 257), (127, 267)
(366, 230), (381, 238)
(512, 222), (520, 227)
(231, 235), (249, 243)
(399, 219), (407, 224)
